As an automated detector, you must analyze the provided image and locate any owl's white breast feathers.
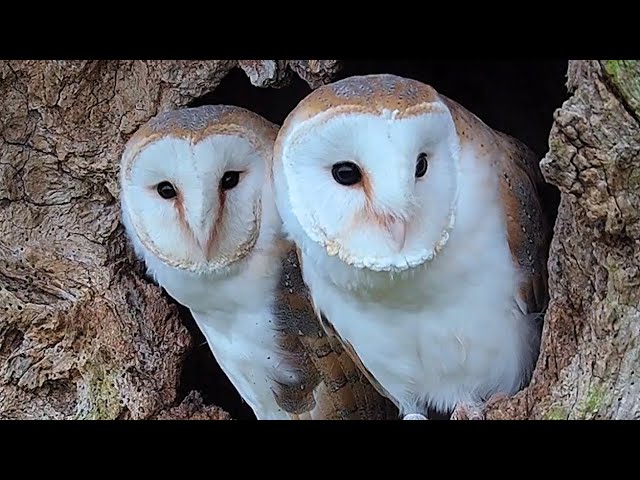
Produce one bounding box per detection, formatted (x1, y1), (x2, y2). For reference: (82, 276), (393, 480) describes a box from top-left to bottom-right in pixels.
(297, 141), (539, 415)
(140, 228), (302, 420)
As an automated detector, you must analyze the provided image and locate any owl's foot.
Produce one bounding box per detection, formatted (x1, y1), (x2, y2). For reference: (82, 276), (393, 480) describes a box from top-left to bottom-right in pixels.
(403, 413), (428, 420)
(450, 393), (509, 420)
(485, 392), (509, 409)
(450, 402), (484, 420)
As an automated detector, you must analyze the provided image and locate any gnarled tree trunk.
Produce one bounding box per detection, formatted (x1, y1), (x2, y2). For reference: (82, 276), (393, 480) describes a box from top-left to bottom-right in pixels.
(0, 60), (338, 419)
(1, 59), (637, 420)
(487, 60), (640, 420)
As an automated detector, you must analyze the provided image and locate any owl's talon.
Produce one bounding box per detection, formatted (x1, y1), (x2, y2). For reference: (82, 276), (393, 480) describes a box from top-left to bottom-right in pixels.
(450, 403), (485, 420)
(485, 392), (509, 409)
(450, 391), (511, 420)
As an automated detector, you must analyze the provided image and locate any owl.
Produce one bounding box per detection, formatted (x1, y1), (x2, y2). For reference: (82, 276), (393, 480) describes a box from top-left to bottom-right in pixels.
(119, 104), (397, 420)
(271, 74), (552, 420)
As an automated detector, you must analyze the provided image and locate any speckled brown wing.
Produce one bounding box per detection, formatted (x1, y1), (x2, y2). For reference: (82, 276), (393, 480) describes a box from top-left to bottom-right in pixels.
(494, 132), (552, 317)
(441, 95), (553, 319)
(270, 245), (398, 420)
(317, 309), (400, 415)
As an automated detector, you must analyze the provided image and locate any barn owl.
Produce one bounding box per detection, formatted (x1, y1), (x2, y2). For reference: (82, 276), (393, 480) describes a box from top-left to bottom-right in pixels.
(119, 104), (396, 420)
(271, 74), (552, 420)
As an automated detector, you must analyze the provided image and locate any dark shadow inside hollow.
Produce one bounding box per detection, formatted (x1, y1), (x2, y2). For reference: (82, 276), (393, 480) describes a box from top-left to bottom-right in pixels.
(176, 61), (569, 420)
(189, 67), (313, 125)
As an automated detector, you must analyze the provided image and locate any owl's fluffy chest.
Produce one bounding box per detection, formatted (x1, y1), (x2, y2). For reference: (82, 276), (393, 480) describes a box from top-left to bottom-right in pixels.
(149, 256), (295, 420)
(305, 222), (531, 416)
(192, 308), (292, 420)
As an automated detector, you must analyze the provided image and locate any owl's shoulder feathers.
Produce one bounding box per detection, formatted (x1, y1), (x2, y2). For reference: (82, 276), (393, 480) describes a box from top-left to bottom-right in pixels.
(441, 95), (552, 316)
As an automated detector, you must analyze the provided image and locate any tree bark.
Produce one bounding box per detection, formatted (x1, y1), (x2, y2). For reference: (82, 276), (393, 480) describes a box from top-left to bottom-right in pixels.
(487, 60), (640, 420)
(0, 60), (338, 419)
(3, 60), (638, 420)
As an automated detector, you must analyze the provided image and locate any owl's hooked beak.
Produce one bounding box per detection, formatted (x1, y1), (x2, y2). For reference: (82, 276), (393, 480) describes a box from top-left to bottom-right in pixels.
(194, 226), (217, 261)
(177, 193), (220, 262)
(189, 213), (218, 262)
(388, 217), (407, 251)
(196, 237), (211, 261)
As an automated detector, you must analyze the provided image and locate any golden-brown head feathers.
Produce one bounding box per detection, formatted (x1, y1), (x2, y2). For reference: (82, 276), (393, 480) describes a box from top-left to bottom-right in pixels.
(122, 105), (278, 182)
(274, 74), (447, 165)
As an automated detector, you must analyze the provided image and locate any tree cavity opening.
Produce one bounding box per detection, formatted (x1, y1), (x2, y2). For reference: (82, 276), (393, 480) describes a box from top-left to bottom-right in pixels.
(176, 61), (569, 420)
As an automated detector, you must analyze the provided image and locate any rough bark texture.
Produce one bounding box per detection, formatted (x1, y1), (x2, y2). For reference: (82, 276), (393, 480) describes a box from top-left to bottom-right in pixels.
(0, 60), (338, 420)
(153, 391), (231, 420)
(487, 60), (640, 420)
(238, 60), (341, 89)
(3, 59), (638, 420)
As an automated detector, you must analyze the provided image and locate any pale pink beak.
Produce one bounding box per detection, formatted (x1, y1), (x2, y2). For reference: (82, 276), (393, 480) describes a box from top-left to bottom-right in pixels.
(194, 226), (216, 261)
(388, 218), (407, 250)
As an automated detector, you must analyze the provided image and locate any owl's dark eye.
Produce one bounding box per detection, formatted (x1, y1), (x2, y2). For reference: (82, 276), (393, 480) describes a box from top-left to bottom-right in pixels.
(331, 162), (362, 186)
(415, 152), (429, 178)
(220, 171), (241, 191)
(157, 181), (177, 199)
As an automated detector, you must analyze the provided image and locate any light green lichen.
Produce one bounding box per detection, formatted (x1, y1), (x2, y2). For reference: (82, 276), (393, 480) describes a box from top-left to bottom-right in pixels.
(544, 406), (569, 420)
(548, 135), (565, 152)
(75, 365), (122, 420)
(602, 60), (640, 118)
(628, 166), (640, 190)
(577, 385), (607, 420)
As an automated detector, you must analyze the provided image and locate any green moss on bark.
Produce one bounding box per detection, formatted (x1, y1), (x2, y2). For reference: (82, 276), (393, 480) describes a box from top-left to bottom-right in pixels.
(544, 406), (569, 420)
(577, 385), (607, 420)
(602, 61), (640, 118)
(76, 365), (122, 420)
